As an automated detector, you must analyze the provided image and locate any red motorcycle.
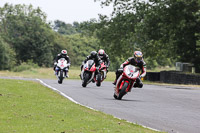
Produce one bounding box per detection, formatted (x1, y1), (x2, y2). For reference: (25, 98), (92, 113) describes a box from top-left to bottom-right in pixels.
(81, 60), (101, 87)
(114, 65), (140, 100)
(94, 61), (107, 86)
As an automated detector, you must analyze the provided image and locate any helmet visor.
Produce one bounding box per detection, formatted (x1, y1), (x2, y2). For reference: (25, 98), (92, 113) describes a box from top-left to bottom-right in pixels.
(136, 57), (142, 62)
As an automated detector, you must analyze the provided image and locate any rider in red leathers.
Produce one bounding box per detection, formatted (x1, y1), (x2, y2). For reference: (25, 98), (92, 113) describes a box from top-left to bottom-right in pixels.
(113, 51), (146, 88)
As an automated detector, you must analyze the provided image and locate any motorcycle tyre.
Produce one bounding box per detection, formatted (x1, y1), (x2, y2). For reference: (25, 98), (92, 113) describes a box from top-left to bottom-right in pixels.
(58, 71), (64, 84)
(82, 73), (89, 87)
(118, 82), (128, 100)
(96, 73), (101, 87)
(113, 93), (118, 99)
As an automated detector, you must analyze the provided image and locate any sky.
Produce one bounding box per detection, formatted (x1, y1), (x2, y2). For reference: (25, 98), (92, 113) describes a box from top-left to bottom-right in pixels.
(0, 0), (113, 24)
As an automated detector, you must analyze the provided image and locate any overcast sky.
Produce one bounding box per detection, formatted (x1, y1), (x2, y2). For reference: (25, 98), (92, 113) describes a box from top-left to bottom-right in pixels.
(0, 0), (113, 24)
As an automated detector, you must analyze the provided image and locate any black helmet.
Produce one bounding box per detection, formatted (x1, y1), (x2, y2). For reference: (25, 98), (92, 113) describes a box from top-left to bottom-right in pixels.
(90, 51), (97, 58)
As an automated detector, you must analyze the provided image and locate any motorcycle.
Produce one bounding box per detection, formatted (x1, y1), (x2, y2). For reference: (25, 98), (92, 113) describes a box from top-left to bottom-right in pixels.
(80, 60), (101, 87)
(114, 65), (140, 100)
(55, 58), (70, 84)
(94, 61), (108, 86)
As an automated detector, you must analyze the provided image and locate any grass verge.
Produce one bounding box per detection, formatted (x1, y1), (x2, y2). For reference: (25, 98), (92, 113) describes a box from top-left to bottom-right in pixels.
(0, 79), (161, 133)
(1, 67), (199, 88)
(0, 67), (116, 81)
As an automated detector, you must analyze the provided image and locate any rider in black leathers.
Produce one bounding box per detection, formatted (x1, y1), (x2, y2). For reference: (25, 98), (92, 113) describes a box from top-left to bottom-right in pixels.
(81, 51), (101, 70)
(80, 51), (101, 81)
(113, 51), (146, 88)
(98, 49), (110, 72)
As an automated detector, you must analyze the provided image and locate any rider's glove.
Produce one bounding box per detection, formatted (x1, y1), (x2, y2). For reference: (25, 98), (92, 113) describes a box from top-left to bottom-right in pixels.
(139, 75), (142, 79)
(96, 66), (100, 70)
(54, 62), (57, 66)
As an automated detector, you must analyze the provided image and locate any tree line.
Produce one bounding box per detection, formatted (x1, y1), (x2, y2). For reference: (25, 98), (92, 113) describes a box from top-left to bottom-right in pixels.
(0, 3), (98, 71)
(84, 0), (200, 72)
(0, 1), (200, 72)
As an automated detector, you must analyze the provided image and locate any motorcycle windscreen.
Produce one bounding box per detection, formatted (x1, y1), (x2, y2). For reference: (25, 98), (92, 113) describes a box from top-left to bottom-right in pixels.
(57, 58), (68, 69)
(124, 65), (140, 79)
(84, 60), (95, 70)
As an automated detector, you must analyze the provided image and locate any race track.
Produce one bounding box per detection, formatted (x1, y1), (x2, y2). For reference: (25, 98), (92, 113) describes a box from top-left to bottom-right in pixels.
(39, 79), (200, 133)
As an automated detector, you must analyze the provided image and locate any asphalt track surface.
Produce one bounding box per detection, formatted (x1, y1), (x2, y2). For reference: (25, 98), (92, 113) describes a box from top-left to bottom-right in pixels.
(2, 77), (200, 133)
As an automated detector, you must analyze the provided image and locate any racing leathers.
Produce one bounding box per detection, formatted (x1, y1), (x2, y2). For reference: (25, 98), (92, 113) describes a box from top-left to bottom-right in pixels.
(82, 54), (101, 70)
(99, 53), (110, 71)
(114, 57), (146, 88)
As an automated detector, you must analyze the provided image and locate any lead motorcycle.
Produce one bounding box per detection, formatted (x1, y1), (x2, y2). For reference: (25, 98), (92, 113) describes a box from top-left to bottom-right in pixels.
(55, 58), (70, 84)
(114, 65), (140, 100)
(80, 60), (101, 87)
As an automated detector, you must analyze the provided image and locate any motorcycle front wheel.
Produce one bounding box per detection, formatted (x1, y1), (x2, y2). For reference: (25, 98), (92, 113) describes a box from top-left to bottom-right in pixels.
(82, 73), (89, 87)
(58, 70), (64, 84)
(118, 82), (129, 100)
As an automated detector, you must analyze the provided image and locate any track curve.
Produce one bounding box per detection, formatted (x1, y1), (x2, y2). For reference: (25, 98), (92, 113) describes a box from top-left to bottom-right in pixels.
(39, 79), (200, 133)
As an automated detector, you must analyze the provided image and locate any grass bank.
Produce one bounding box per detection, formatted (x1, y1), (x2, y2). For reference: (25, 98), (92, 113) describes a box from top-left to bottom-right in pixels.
(0, 67), (116, 81)
(0, 79), (161, 133)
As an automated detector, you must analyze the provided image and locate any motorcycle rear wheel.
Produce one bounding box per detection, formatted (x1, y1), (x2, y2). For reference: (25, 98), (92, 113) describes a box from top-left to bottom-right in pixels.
(118, 82), (128, 100)
(96, 73), (101, 87)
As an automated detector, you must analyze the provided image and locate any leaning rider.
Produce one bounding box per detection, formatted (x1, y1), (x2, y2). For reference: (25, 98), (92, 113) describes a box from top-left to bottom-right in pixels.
(113, 51), (146, 88)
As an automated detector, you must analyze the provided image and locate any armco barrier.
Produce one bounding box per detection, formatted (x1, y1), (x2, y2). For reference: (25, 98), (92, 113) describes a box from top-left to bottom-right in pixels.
(146, 72), (160, 81)
(146, 71), (200, 85)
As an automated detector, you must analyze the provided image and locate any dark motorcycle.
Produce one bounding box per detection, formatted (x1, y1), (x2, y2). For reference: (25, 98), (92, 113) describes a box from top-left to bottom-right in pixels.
(80, 60), (101, 87)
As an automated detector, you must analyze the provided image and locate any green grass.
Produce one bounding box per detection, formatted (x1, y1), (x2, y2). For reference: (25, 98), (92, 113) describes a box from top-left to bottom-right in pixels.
(0, 79), (161, 133)
(0, 67), (116, 81)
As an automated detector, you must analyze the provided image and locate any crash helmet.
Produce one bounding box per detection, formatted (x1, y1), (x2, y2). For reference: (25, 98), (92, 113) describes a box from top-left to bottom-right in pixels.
(134, 51), (143, 63)
(90, 51), (97, 58)
(61, 50), (67, 55)
(98, 49), (105, 58)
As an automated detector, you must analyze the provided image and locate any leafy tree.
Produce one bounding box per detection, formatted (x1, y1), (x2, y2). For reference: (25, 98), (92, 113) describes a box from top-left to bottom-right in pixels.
(95, 0), (200, 72)
(53, 20), (82, 35)
(0, 36), (16, 70)
(0, 3), (54, 67)
(66, 34), (99, 66)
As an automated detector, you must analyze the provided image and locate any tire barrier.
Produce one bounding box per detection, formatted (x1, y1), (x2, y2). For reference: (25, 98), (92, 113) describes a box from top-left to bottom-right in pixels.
(146, 71), (200, 85)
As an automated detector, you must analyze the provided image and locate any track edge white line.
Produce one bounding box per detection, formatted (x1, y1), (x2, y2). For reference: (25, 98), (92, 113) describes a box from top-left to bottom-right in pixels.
(36, 78), (160, 132)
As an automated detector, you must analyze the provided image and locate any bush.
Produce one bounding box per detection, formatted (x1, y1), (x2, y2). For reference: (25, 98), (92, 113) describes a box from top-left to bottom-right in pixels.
(0, 37), (16, 70)
(12, 61), (39, 72)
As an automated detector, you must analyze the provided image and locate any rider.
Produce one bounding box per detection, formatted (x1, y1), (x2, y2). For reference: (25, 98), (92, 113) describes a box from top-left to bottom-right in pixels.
(113, 51), (146, 88)
(81, 51), (101, 70)
(54, 50), (71, 77)
(98, 49), (110, 72)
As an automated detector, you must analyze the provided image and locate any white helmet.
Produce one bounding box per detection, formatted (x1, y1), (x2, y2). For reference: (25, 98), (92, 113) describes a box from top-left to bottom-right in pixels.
(61, 50), (67, 55)
(98, 49), (105, 58)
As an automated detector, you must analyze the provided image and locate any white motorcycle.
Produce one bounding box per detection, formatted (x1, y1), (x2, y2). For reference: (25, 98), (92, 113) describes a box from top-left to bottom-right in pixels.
(55, 58), (70, 84)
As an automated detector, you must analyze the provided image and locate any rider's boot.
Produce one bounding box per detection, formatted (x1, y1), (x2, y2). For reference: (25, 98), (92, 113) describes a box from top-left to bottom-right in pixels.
(65, 70), (69, 78)
(54, 70), (57, 75)
(136, 78), (143, 88)
(112, 80), (116, 85)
